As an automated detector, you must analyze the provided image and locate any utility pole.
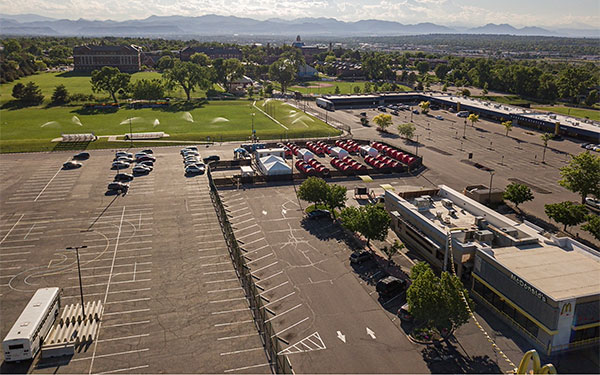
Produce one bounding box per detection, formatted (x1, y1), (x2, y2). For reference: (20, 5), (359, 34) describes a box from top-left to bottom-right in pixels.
(67, 245), (88, 318)
(488, 171), (495, 205)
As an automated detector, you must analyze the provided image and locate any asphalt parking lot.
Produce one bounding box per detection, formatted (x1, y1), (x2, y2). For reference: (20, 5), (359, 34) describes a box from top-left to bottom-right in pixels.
(0, 148), (269, 374)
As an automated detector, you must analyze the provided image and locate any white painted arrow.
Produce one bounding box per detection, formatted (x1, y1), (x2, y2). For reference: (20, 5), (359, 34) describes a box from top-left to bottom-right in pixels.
(366, 327), (376, 339)
(337, 331), (346, 343)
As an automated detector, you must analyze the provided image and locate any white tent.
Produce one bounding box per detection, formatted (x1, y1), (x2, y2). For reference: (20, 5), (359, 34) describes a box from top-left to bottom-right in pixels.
(330, 146), (349, 159)
(258, 155), (292, 176)
(359, 145), (378, 157)
(298, 148), (314, 162)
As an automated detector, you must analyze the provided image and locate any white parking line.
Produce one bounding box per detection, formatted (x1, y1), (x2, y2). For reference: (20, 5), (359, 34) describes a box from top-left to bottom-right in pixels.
(105, 297), (151, 305)
(207, 287), (242, 294)
(251, 262), (278, 274)
(234, 223), (259, 232)
(256, 271), (284, 284)
(209, 297), (246, 303)
(220, 347), (263, 356)
(73, 348), (149, 362)
(0, 251), (31, 257)
(0, 214), (24, 245)
(205, 278), (238, 284)
(259, 281), (288, 295)
(217, 333), (256, 340)
(246, 253), (273, 265)
(34, 167), (64, 201)
(97, 333), (150, 343)
(102, 320), (151, 329)
(272, 317), (310, 338)
(98, 365), (150, 374)
(224, 363), (270, 373)
(265, 304), (302, 323)
(0, 244), (35, 249)
(243, 244), (269, 255)
(103, 308), (150, 316)
(264, 292), (296, 307)
(214, 320), (253, 327)
(201, 261), (231, 267)
(242, 237), (265, 246)
(204, 270), (235, 275)
(211, 308), (248, 315)
(233, 218), (254, 227)
(237, 230), (261, 240)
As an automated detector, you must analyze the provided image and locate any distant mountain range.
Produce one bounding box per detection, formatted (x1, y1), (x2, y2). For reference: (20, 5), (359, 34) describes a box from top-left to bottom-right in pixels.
(0, 14), (598, 38)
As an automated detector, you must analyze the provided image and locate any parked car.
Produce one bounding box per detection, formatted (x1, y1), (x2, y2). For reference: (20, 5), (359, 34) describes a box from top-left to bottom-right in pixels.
(135, 152), (150, 159)
(350, 250), (372, 264)
(111, 161), (130, 169)
(580, 143), (591, 149)
(398, 303), (413, 322)
(115, 151), (133, 158)
(585, 197), (600, 210)
(203, 155), (221, 163)
(107, 182), (129, 192)
(137, 160), (154, 167)
(115, 156), (134, 163)
(73, 152), (90, 160)
(137, 155), (156, 162)
(141, 149), (153, 154)
(360, 112), (367, 117)
(133, 165), (151, 174)
(435, 115), (444, 120)
(185, 164), (205, 175)
(180, 147), (198, 155)
(307, 209), (331, 220)
(63, 161), (82, 169)
(391, 110), (399, 116)
(114, 173), (134, 182)
(376, 276), (406, 297)
(412, 109), (420, 114)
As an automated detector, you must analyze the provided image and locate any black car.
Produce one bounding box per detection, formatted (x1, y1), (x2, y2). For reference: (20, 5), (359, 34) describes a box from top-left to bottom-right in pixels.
(141, 149), (153, 154)
(137, 155), (156, 162)
(307, 209), (331, 220)
(114, 173), (134, 182)
(107, 182), (129, 192)
(350, 250), (371, 264)
(203, 155), (221, 163)
(73, 152), (90, 160)
(138, 160), (154, 167)
(376, 276), (406, 297)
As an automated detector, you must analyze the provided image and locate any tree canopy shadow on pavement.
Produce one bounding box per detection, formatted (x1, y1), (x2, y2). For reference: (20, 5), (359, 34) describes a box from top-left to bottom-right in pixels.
(300, 219), (363, 251)
(421, 340), (501, 374)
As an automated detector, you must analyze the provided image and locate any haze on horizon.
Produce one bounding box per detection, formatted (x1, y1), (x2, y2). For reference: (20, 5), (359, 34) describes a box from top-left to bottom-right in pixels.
(1, 0), (598, 29)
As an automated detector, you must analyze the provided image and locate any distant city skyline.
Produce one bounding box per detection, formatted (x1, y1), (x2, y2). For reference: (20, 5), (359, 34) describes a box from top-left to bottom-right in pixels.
(1, 0), (598, 29)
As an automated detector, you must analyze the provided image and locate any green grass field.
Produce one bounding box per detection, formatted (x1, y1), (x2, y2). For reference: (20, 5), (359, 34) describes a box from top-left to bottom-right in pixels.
(533, 106), (600, 121)
(0, 100), (340, 153)
(287, 81), (410, 95)
(0, 71), (220, 105)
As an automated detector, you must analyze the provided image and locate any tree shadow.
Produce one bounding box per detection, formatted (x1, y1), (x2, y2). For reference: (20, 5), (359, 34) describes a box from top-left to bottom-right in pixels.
(421, 340), (501, 374)
(0, 360), (32, 374)
(1, 100), (37, 110)
(300, 219), (363, 251)
(154, 100), (208, 112)
(71, 106), (119, 115)
(52, 141), (91, 152)
(56, 71), (91, 78)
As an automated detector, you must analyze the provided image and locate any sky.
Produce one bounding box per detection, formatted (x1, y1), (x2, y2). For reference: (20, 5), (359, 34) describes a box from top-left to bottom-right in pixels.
(1, 0), (599, 28)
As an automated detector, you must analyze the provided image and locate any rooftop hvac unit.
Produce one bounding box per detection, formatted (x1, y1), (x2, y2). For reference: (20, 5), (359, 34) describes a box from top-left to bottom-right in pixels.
(436, 211), (443, 219)
(414, 197), (430, 211)
(441, 199), (453, 209)
(474, 216), (488, 229)
(475, 230), (494, 244)
(500, 227), (519, 238)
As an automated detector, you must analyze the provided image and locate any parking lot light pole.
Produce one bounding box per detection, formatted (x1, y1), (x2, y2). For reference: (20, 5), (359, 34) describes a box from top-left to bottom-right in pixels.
(67, 245), (87, 318)
(129, 118), (133, 147)
(251, 113), (255, 143)
(463, 119), (467, 138)
(488, 171), (496, 205)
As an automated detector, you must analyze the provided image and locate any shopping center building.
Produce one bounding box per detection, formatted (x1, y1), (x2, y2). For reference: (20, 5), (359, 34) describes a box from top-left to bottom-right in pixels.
(385, 185), (600, 355)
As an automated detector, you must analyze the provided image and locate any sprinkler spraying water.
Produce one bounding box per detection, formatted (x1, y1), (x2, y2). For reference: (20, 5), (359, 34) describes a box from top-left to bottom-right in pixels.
(182, 112), (194, 122)
(71, 116), (83, 126)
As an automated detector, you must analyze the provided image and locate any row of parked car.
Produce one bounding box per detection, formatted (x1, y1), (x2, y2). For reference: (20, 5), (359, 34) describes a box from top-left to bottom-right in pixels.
(581, 143), (600, 152)
(107, 149), (155, 193)
(62, 151), (90, 169)
(349, 249), (412, 321)
(181, 146), (206, 175)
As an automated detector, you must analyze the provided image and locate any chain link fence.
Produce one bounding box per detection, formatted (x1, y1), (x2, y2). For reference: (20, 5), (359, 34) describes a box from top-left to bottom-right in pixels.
(207, 167), (293, 374)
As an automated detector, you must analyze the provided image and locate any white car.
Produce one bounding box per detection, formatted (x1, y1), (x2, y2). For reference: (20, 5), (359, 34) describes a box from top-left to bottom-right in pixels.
(135, 152), (150, 159)
(585, 197), (600, 209)
(112, 161), (130, 169)
(133, 165), (152, 174)
(115, 151), (133, 158)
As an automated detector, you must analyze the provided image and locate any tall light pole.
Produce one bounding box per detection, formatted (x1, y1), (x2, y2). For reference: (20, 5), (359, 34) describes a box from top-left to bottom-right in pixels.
(67, 245), (88, 318)
(251, 112), (255, 143)
(129, 118), (133, 148)
(463, 119), (467, 138)
(415, 135), (419, 156)
(488, 171), (496, 205)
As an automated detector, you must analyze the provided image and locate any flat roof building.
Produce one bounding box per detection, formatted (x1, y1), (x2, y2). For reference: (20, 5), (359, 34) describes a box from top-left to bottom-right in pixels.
(73, 44), (142, 73)
(385, 185), (600, 355)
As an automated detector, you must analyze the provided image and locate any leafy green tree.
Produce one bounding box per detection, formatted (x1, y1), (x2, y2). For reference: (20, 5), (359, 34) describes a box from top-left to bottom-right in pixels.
(373, 113), (393, 132)
(434, 64), (449, 80)
(468, 113), (479, 127)
(585, 89), (599, 106)
(11, 82), (25, 99)
(130, 79), (164, 100)
(269, 58), (296, 93)
(502, 120), (513, 136)
(442, 83), (448, 92)
(416, 61), (430, 75)
(339, 206), (361, 233)
(156, 56), (174, 72)
(190, 52), (211, 66)
(91, 66), (131, 102)
(503, 183), (534, 211)
(582, 214), (600, 241)
(334, 85), (340, 94)
(340, 204), (390, 247)
(214, 58), (245, 92)
(364, 81), (372, 93)
(545, 201), (588, 232)
(382, 240), (405, 264)
(540, 133), (553, 163)
(297, 177), (328, 208)
(323, 184), (347, 218)
(163, 61), (213, 101)
(264, 82), (274, 96)
(407, 263), (472, 331)
(51, 84), (70, 105)
(13, 81), (44, 105)
(461, 88), (471, 97)
(559, 151), (600, 204)
(397, 123), (416, 140)
(247, 85), (254, 98)
(418, 100), (430, 115)
(353, 85), (361, 94)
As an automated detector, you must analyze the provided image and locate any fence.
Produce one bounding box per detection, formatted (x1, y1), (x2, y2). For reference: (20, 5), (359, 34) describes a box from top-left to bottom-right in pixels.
(207, 167), (293, 374)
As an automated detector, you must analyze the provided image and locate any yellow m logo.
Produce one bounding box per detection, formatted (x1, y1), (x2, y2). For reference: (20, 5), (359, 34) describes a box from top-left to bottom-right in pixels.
(561, 303), (572, 315)
(517, 349), (556, 374)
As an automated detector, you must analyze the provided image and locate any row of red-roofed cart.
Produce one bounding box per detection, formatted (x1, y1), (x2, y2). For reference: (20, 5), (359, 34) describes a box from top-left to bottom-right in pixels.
(370, 142), (417, 166)
(330, 156), (367, 174)
(305, 141), (326, 156)
(335, 139), (360, 153)
(364, 154), (403, 171)
(296, 159), (330, 177)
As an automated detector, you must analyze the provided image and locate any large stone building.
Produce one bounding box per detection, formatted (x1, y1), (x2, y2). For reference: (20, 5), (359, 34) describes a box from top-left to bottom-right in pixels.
(384, 185), (600, 356)
(73, 44), (142, 72)
(180, 46), (242, 61)
(292, 35), (329, 64)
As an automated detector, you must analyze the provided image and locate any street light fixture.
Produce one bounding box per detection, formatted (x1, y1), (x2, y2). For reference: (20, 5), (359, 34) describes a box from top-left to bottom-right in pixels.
(251, 112), (255, 143)
(66, 245), (88, 318)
